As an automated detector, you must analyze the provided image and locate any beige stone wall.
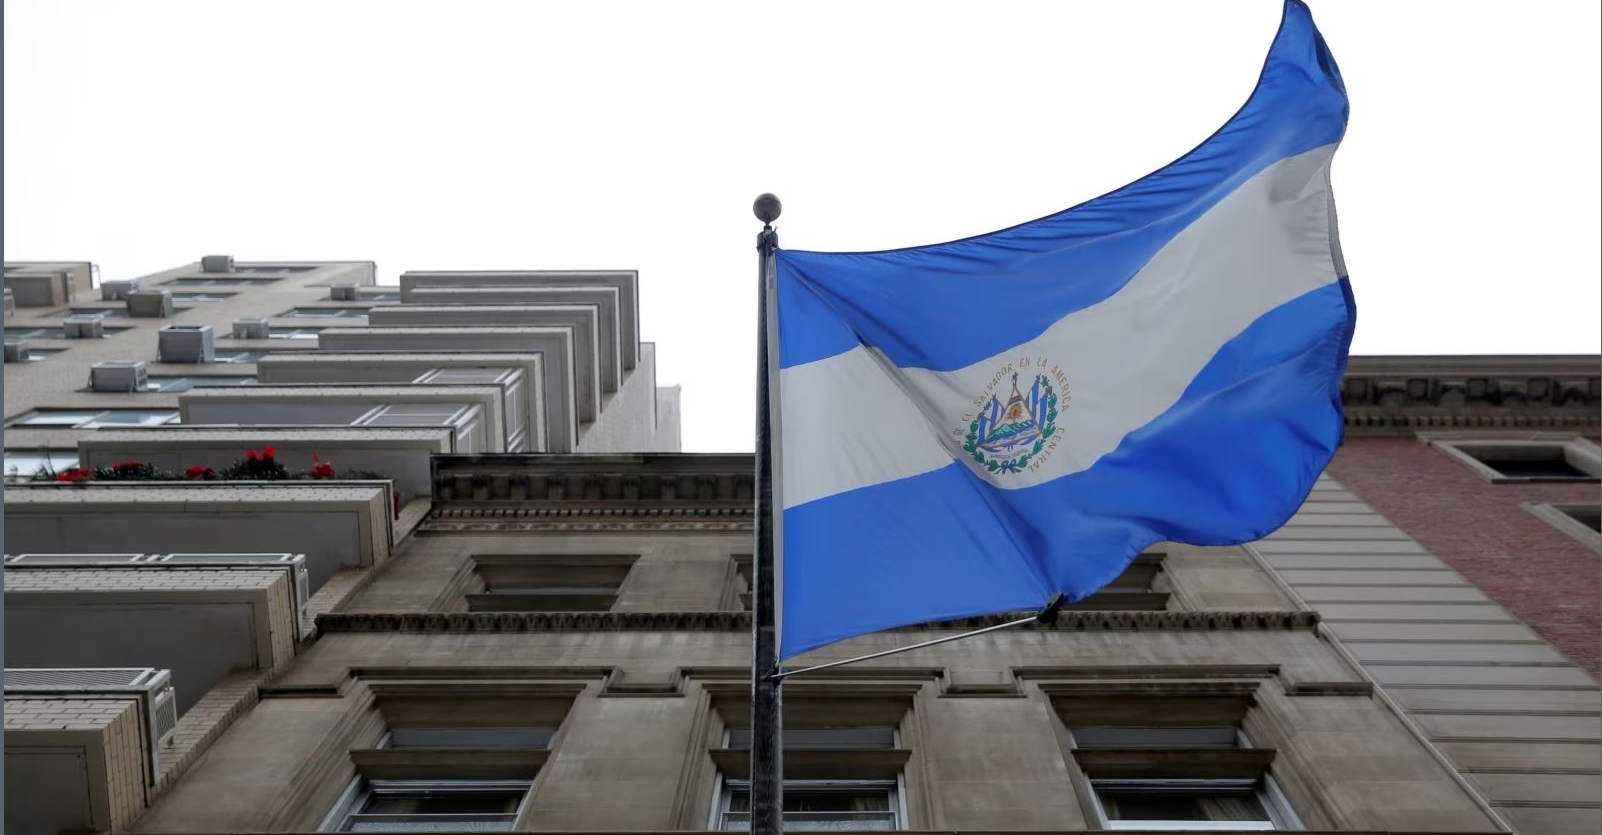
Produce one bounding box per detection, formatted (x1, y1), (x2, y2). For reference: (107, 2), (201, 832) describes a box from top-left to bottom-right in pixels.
(135, 618), (1501, 833)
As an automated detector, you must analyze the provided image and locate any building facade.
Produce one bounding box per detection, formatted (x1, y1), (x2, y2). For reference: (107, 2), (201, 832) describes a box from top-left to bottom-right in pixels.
(2, 259), (1597, 834)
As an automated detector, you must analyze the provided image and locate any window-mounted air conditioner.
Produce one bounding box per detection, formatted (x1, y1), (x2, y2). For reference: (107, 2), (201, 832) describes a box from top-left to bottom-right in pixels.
(200, 254), (234, 273)
(232, 318), (270, 339)
(4, 341), (30, 363)
(126, 290), (174, 318)
(330, 283), (359, 301)
(5, 666), (177, 786)
(157, 324), (215, 363)
(63, 313), (106, 339)
(101, 279), (142, 301)
(90, 360), (149, 392)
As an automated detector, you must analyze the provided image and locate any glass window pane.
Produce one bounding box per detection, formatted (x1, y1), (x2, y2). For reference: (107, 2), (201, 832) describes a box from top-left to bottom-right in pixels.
(83, 410), (177, 427)
(14, 411), (97, 426)
(4, 450), (78, 479)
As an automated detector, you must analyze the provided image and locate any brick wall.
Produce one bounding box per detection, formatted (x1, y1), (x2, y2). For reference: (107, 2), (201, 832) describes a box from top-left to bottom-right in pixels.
(1327, 437), (1600, 675)
(102, 697), (148, 831)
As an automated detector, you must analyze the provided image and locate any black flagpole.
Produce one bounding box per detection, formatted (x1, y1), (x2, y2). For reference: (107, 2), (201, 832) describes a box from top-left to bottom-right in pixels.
(751, 193), (784, 835)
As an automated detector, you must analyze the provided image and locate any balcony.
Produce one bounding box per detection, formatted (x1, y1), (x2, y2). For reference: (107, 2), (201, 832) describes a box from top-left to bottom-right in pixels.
(4, 481), (394, 591)
(178, 385), (508, 455)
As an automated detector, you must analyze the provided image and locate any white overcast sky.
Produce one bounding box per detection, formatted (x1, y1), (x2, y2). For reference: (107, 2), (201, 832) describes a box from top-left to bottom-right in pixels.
(6, 2), (1598, 452)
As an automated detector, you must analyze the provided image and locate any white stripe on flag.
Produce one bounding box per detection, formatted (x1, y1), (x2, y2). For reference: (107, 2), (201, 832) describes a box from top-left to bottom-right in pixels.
(781, 144), (1341, 510)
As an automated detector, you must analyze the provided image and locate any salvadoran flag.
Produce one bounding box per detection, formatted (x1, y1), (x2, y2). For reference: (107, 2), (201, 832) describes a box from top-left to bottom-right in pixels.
(773, 0), (1352, 660)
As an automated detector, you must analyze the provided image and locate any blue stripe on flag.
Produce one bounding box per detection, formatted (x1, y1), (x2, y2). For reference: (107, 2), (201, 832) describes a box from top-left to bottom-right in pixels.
(777, 0), (1345, 372)
(779, 278), (1351, 659)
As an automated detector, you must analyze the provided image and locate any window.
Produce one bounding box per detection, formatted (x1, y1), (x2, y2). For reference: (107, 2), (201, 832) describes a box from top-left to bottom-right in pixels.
(18, 347), (67, 362)
(165, 277), (279, 287)
(1066, 725), (1293, 831)
(266, 327), (325, 340)
(1433, 439), (1600, 482)
(1075, 552), (1168, 611)
(356, 403), (476, 429)
(4, 450), (78, 480)
(9, 409), (178, 429)
(465, 554), (636, 612)
(714, 726), (906, 831)
(329, 779), (531, 832)
(138, 376), (257, 393)
(58, 307), (130, 318)
(363, 291), (402, 302)
(320, 682), (574, 833)
(718, 781), (899, 832)
(169, 292), (233, 303)
(235, 265), (315, 274)
(414, 367), (515, 385)
(280, 307), (371, 319)
(213, 350), (268, 364)
(6, 325), (129, 340)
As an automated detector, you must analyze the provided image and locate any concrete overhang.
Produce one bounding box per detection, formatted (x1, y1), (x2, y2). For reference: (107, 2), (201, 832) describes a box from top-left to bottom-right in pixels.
(5, 695), (149, 833)
(397, 284), (624, 370)
(178, 384), (508, 454)
(367, 304), (616, 395)
(316, 327), (581, 447)
(4, 482), (394, 591)
(76, 426), (453, 502)
(255, 352), (552, 452)
(4, 568), (298, 714)
(398, 270), (638, 369)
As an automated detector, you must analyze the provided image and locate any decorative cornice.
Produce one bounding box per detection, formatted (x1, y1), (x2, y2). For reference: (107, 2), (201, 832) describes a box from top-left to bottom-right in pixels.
(315, 610), (1318, 634)
(1339, 356), (1598, 434)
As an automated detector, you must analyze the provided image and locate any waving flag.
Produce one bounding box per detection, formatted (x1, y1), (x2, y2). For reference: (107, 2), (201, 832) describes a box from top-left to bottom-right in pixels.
(773, 0), (1352, 659)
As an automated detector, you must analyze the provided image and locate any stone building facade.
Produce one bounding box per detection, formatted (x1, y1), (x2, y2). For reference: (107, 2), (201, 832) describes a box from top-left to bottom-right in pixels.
(3, 259), (1597, 834)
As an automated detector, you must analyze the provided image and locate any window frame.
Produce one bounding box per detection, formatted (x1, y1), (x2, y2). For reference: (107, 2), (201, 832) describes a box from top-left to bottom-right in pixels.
(4, 449), (79, 481)
(9, 408), (179, 429)
(1065, 725), (1301, 832)
(318, 777), (534, 832)
(1430, 438), (1601, 483)
(712, 778), (906, 832)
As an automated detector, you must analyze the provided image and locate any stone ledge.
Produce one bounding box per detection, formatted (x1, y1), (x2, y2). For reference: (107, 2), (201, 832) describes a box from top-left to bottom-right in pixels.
(315, 610), (1319, 634)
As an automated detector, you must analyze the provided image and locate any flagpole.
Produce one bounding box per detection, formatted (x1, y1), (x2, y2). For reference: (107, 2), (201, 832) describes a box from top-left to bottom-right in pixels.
(751, 193), (784, 835)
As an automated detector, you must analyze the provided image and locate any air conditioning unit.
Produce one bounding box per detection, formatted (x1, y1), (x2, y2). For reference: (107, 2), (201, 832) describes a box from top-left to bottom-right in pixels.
(6, 552), (313, 635)
(4, 287), (15, 318)
(200, 254), (234, 273)
(157, 324), (215, 363)
(4, 341), (30, 363)
(232, 318), (270, 339)
(90, 360), (149, 392)
(126, 289), (174, 318)
(5, 667), (178, 786)
(63, 313), (106, 339)
(101, 279), (141, 301)
(330, 283), (359, 301)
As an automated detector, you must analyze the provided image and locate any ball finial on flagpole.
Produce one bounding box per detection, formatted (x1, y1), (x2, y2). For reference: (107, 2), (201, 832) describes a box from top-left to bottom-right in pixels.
(754, 193), (782, 225)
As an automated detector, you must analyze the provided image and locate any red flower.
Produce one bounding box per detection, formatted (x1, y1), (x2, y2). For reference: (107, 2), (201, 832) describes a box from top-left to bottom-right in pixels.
(112, 460), (144, 472)
(55, 467), (91, 483)
(246, 449), (258, 461)
(184, 465), (213, 480)
(263, 446), (276, 460)
(310, 453), (335, 480)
